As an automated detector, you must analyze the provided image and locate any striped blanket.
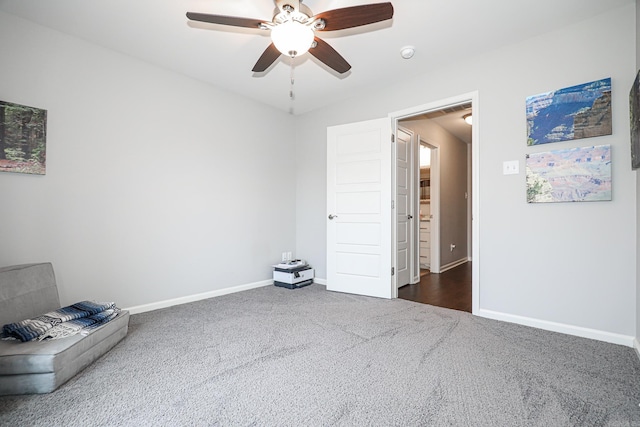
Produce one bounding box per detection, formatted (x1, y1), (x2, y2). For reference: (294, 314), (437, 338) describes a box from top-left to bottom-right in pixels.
(2, 301), (119, 342)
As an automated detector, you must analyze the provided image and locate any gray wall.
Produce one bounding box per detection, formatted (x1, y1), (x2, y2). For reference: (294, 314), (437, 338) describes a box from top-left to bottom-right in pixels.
(400, 119), (469, 268)
(295, 4), (637, 342)
(0, 12), (297, 308)
(0, 5), (637, 346)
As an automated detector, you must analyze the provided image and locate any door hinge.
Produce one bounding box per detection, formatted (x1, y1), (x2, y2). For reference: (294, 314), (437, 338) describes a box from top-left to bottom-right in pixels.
(391, 267), (395, 276)
(391, 200), (395, 209)
(391, 133), (395, 143)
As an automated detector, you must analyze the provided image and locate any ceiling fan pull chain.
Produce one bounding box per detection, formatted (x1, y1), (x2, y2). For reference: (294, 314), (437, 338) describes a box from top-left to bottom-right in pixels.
(289, 58), (295, 100)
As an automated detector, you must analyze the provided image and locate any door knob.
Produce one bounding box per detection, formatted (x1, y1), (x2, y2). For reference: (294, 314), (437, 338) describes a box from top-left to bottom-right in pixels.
(328, 214), (338, 220)
(407, 214), (413, 220)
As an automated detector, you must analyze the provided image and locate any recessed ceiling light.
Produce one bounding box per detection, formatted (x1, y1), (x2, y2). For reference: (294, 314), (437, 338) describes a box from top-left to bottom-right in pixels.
(400, 46), (415, 59)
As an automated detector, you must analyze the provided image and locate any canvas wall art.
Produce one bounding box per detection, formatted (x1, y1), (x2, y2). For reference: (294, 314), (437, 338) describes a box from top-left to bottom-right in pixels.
(0, 100), (47, 175)
(526, 144), (611, 203)
(630, 70), (640, 169)
(526, 78), (612, 146)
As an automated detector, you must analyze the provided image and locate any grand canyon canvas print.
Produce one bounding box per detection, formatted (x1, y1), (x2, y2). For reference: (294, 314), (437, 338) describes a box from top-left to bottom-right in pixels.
(526, 144), (611, 203)
(526, 78), (612, 146)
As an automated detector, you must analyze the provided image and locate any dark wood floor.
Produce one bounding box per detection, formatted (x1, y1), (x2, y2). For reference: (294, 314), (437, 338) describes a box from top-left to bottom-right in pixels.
(398, 262), (472, 312)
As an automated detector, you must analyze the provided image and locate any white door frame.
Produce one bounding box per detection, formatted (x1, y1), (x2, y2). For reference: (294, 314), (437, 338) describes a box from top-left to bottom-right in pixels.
(419, 137), (441, 274)
(390, 91), (479, 314)
(410, 132), (420, 284)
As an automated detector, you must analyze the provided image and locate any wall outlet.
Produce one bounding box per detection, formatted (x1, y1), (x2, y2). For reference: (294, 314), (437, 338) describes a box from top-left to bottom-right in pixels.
(286, 252), (292, 261)
(450, 244), (456, 252)
(282, 252), (288, 262)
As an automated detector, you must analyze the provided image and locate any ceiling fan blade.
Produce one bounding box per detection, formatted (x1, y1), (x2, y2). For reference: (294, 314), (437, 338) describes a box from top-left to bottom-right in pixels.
(309, 37), (351, 74)
(252, 43), (282, 72)
(186, 12), (265, 29)
(314, 2), (394, 31)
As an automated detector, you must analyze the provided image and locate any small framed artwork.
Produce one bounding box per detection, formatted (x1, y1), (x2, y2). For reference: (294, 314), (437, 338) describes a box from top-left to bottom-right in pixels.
(630, 69), (640, 169)
(526, 78), (612, 146)
(0, 100), (47, 175)
(526, 144), (611, 203)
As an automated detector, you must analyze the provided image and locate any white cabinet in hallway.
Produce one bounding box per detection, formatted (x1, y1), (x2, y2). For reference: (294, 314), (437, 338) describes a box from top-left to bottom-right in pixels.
(420, 219), (430, 269)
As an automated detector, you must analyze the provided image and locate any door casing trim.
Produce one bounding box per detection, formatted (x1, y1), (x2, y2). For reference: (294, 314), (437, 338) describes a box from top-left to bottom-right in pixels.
(389, 91), (479, 314)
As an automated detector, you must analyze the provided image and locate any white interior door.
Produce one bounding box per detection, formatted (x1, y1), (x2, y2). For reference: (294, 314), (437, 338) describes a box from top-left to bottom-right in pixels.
(327, 118), (392, 299)
(395, 127), (413, 288)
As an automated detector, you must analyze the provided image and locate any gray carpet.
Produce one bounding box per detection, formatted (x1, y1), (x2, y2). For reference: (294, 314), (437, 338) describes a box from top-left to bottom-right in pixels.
(2, 283), (640, 426)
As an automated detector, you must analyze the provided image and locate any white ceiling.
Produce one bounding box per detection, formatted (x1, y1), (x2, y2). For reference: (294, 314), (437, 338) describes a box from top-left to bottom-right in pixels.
(0, 0), (632, 115)
(406, 103), (473, 144)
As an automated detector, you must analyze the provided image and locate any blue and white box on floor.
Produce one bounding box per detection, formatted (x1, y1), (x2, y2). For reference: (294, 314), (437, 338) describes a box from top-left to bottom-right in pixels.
(273, 260), (314, 289)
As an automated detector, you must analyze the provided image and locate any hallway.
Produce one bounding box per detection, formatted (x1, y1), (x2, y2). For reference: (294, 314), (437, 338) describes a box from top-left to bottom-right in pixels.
(398, 262), (471, 312)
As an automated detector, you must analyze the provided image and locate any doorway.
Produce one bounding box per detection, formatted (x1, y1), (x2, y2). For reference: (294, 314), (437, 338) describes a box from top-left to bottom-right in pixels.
(393, 97), (475, 312)
(325, 92), (479, 311)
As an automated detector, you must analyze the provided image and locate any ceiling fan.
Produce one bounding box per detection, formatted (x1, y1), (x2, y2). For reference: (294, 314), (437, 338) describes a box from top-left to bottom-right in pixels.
(186, 0), (394, 74)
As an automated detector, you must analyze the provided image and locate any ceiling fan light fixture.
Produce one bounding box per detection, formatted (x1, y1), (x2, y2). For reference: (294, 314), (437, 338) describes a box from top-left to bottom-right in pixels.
(463, 113), (473, 125)
(271, 21), (314, 57)
(186, 1), (395, 74)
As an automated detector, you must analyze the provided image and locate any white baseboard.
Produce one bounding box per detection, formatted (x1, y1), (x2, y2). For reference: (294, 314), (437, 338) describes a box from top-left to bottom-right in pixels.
(123, 277), (633, 349)
(634, 338), (640, 361)
(477, 308), (635, 348)
(124, 279), (273, 315)
(439, 257), (469, 273)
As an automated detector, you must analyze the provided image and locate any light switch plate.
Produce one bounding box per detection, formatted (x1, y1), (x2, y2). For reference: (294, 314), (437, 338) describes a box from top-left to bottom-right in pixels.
(503, 160), (519, 175)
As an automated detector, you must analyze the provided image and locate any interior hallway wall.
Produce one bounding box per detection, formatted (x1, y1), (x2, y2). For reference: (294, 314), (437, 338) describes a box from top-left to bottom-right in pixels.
(400, 119), (469, 269)
(295, 4), (637, 343)
(0, 11), (297, 309)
